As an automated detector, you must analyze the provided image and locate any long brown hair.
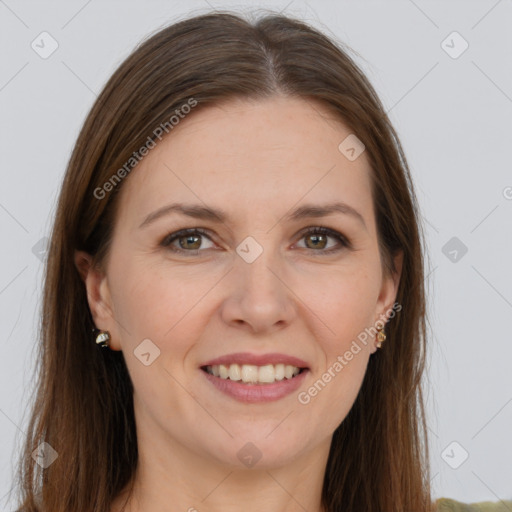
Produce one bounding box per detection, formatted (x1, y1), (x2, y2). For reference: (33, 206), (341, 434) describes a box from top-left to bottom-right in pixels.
(12, 10), (433, 512)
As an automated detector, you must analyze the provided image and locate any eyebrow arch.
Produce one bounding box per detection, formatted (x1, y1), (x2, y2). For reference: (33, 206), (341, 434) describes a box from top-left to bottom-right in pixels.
(139, 201), (367, 231)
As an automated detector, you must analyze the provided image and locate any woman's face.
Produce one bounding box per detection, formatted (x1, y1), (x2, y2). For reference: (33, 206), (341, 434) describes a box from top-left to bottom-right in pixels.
(81, 96), (401, 469)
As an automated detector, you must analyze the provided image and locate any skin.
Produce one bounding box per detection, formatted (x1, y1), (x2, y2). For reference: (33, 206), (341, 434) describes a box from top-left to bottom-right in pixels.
(75, 96), (402, 512)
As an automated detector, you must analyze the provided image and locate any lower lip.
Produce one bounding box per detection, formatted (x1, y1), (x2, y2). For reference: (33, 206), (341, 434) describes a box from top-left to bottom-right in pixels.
(201, 369), (309, 403)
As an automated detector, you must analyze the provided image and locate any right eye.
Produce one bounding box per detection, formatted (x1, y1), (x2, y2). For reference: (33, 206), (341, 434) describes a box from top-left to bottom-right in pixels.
(160, 228), (216, 255)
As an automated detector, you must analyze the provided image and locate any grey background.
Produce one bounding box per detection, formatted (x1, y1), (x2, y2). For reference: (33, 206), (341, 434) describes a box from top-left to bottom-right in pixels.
(1, 0), (511, 508)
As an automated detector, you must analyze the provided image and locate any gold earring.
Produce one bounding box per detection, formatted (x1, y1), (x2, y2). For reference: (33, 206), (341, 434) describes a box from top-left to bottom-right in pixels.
(376, 323), (386, 349)
(95, 330), (111, 348)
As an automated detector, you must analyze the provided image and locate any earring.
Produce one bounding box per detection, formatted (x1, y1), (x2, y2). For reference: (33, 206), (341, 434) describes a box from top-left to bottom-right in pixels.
(94, 329), (111, 348)
(376, 323), (386, 349)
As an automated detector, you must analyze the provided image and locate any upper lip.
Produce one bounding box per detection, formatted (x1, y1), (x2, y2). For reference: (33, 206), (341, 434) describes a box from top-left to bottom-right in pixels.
(200, 352), (310, 369)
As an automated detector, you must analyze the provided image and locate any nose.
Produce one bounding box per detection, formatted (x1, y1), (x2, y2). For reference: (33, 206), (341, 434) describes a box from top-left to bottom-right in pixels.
(219, 240), (297, 334)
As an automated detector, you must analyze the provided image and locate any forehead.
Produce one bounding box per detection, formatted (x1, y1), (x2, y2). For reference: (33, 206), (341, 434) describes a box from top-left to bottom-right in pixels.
(117, 96), (374, 229)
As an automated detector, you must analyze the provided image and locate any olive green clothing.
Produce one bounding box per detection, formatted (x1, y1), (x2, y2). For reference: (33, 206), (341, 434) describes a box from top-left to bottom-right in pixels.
(435, 498), (512, 512)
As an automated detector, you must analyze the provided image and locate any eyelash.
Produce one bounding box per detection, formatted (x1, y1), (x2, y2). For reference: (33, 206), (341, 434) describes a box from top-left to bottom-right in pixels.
(160, 226), (352, 256)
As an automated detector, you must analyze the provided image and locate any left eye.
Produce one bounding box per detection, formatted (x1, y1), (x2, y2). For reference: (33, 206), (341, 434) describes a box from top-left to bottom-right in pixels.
(160, 227), (350, 255)
(295, 227), (350, 252)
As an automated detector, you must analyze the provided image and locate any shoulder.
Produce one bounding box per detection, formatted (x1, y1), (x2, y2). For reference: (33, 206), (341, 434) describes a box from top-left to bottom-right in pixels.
(435, 497), (512, 512)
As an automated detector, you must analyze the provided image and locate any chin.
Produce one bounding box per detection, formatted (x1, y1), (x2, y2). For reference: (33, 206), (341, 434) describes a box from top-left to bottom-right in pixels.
(203, 430), (312, 470)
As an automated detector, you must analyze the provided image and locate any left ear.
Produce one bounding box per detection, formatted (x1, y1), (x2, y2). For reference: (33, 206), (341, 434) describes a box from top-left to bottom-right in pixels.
(374, 249), (403, 333)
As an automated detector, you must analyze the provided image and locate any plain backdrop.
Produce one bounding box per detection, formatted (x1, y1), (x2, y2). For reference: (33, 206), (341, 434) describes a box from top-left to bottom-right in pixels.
(1, 0), (511, 509)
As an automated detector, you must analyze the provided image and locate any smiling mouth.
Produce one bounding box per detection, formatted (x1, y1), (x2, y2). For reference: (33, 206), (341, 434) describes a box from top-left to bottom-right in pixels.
(201, 363), (308, 385)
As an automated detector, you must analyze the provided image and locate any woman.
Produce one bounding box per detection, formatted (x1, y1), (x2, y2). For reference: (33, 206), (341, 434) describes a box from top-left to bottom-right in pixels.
(12, 10), (512, 512)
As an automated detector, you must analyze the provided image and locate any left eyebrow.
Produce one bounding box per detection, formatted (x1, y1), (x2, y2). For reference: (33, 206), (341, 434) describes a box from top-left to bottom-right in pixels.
(283, 202), (367, 230)
(139, 201), (367, 231)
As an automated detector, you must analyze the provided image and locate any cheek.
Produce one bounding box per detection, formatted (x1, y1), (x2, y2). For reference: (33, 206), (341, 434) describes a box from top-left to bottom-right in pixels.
(108, 255), (223, 353)
(306, 264), (380, 353)
(106, 258), (211, 416)
(300, 276), (375, 428)
(304, 266), (379, 423)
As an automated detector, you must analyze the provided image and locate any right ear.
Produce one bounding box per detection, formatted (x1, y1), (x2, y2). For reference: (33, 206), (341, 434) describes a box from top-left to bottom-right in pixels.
(74, 250), (121, 350)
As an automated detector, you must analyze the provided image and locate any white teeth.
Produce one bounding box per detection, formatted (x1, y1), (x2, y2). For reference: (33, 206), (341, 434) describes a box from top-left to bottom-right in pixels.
(241, 364), (259, 383)
(205, 363), (303, 384)
(258, 364), (275, 383)
(219, 364), (229, 379)
(228, 364), (242, 381)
